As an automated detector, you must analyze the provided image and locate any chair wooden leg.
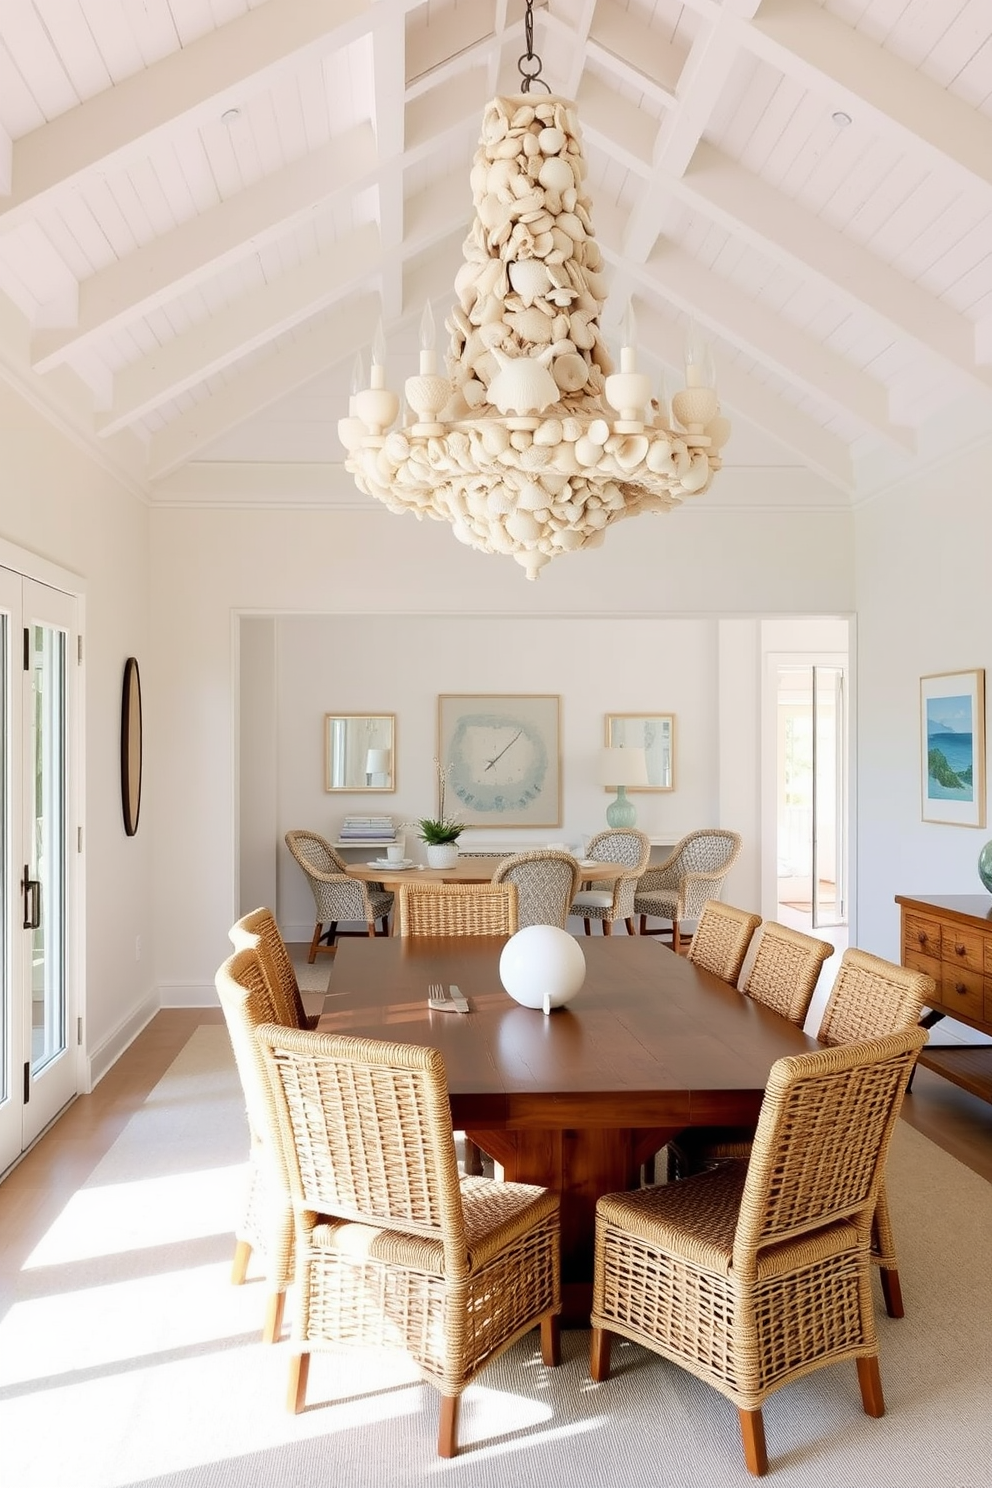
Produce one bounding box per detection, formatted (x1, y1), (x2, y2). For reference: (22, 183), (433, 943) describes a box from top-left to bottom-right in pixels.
(583, 918), (591, 935)
(603, 919), (613, 935)
(540, 1313), (561, 1367)
(672, 920), (681, 954)
(366, 920), (376, 937)
(438, 1393), (460, 1458)
(287, 1352), (310, 1414)
(307, 922), (324, 964)
(857, 1355), (885, 1417)
(462, 1136), (484, 1176)
(230, 1238), (251, 1285)
(262, 1288), (285, 1344)
(738, 1407), (768, 1476)
(624, 918), (636, 935)
(639, 914), (648, 935)
(880, 1266), (904, 1319)
(589, 1326), (612, 1381)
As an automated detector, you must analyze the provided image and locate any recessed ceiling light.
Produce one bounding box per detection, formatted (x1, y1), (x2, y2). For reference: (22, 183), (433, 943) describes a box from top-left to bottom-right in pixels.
(221, 107), (241, 125)
(831, 110), (852, 127)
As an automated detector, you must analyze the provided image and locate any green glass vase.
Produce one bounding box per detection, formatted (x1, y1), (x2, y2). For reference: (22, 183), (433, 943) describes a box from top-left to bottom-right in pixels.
(978, 840), (992, 894)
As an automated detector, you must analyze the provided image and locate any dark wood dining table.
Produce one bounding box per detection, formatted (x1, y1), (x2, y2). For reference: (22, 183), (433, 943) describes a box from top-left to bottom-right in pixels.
(319, 934), (817, 1322)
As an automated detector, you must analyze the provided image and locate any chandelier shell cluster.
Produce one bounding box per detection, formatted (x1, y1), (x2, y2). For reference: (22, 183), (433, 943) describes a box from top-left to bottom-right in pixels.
(342, 94), (729, 579)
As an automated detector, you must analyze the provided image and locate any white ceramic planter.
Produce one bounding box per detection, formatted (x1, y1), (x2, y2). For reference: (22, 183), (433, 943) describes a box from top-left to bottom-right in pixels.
(426, 843), (460, 869)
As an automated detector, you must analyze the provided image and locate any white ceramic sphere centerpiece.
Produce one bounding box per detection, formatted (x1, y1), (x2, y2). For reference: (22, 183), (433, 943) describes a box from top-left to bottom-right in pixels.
(498, 925), (586, 1014)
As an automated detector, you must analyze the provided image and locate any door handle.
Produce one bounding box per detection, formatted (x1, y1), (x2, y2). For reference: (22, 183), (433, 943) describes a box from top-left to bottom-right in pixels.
(22, 864), (40, 930)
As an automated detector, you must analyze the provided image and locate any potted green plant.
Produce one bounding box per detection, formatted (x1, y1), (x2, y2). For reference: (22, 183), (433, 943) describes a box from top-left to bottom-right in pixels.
(417, 760), (464, 868)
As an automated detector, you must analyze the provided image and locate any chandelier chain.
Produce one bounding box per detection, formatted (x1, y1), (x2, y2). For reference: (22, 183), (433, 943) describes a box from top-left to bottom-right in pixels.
(517, 0), (551, 93)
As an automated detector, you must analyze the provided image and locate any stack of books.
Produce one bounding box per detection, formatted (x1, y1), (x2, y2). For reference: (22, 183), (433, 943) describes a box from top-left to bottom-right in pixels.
(339, 815), (395, 842)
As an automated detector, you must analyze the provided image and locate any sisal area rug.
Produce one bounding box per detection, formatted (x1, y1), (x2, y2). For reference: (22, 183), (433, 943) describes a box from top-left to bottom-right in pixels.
(0, 1026), (989, 1488)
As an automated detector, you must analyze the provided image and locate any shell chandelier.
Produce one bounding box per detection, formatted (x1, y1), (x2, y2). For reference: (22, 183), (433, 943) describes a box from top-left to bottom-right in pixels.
(340, 15), (729, 579)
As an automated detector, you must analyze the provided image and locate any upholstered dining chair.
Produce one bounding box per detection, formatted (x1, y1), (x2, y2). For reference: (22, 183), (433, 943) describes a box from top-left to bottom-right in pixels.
(285, 829), (393, 961)
(398, 880), (518, 937)
(214, 946), (296, 1343)
(686, 900), (762, 982)
(634, 828), (742, 950)
(229, 905), (319, 1029)
(590, 1026), (928, 1477)
(670, 946), (934, 1320)
(255, 1023), (561, 1458)
(492, 849), (581, 929)
(570, 828), (650, 935)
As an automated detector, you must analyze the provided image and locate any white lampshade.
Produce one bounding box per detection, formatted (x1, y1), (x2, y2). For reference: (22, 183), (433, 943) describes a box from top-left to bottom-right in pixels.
(365, 748), (390, 775)
(600, 747), (648, 788)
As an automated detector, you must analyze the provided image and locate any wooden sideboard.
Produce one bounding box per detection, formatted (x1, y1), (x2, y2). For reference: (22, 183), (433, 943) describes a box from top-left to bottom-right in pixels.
(896, 893), (992, 1104)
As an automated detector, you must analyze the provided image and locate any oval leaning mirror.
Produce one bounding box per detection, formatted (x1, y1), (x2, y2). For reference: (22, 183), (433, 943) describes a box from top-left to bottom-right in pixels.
(121, 657), (143, 835)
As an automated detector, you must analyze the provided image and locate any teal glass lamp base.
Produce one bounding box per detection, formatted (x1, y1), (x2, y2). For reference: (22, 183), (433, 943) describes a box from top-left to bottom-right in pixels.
(606, 786), (637, 828)
(979, 839), (992, 893)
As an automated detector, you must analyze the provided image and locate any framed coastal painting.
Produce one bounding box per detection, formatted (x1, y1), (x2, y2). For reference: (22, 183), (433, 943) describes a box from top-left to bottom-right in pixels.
(605, 713), (675, 790)
(920, 670), (986, 827)
(438, 694), (561, 827)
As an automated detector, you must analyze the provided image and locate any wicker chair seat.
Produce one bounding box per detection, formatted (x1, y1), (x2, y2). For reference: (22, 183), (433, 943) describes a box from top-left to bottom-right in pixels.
(570, 828), (650, 934)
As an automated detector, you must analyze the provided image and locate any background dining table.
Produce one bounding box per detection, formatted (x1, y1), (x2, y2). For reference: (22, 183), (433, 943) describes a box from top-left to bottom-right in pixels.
(319, 934), (817, 1321)
(344, 858), (630, 888)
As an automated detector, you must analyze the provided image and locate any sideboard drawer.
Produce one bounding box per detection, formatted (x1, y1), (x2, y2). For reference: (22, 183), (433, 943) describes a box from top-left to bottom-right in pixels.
(940, 926), (986, 975)
(904, 947), (940, 983)
(937, 966), (985, 1022)
(904, 913), (943, 960)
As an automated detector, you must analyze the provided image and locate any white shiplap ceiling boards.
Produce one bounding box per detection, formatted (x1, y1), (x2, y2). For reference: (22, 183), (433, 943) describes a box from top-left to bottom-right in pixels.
(0, 0), (990, 507)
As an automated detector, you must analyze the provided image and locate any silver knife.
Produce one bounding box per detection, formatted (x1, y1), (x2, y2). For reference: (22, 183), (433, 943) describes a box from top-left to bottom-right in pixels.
(447, 984), (470, 1013)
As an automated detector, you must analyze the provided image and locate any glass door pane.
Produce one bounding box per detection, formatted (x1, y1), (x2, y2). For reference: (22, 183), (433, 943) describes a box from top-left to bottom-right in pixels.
(811, 665), (846, 929)
(28, 618), (67, 1075)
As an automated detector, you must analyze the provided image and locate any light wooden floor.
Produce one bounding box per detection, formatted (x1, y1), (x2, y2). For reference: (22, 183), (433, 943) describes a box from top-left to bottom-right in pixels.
(2, 1005), (990, 1275)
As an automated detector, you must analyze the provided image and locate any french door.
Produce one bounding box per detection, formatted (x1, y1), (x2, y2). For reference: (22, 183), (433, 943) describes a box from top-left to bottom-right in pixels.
(0, 569), (78, 1175)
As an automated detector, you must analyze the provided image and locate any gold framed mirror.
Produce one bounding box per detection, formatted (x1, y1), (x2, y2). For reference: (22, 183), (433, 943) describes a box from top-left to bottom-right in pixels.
(324, 713), (396, 792)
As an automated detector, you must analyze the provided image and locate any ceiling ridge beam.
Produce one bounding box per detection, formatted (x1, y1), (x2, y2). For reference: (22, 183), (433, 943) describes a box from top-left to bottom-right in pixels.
(0, 0), (380, 236)
(31, 125), (378, 373)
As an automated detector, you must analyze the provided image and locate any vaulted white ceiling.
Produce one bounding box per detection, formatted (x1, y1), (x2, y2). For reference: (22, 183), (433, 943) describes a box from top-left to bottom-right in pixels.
(1, 0), (990, 503)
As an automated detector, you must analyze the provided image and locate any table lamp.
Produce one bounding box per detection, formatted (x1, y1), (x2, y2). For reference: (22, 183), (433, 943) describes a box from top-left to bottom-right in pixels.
(365, 748), (390, 787)
(601, 746), (648, 827)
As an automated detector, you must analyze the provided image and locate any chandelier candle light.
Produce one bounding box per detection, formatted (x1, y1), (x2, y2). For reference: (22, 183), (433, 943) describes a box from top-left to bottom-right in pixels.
(341, 2), (729, 580)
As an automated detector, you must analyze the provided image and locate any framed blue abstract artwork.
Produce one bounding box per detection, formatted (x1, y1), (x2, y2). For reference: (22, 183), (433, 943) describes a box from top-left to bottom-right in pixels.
(920, 670), (986, 827)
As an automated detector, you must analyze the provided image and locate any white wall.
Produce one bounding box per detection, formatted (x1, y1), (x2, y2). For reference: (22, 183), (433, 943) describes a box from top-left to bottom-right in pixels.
(0, 382), (153, 1079)
(150, 500), (853, 999)
(855, 440), (992, 963)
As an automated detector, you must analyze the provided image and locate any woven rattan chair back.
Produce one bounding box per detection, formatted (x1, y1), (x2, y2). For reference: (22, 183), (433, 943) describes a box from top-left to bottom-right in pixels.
(634, 828), (743, 946)
(492, 850), (581, 929)
(229, 906), (310, 1029)
(572, 829), (651, 935)
(255, 1023), (562, 1457)
(285, 828), (393, 960)
(735, 1027), (927, 1265)
(214, 947), (294, 1343)
(742, 921), (835, 1024)
(585, 828), (651, 869)
(687, 900), (762, 983)
(817, 948), (934, 1046)
(399, 880), (519, 936)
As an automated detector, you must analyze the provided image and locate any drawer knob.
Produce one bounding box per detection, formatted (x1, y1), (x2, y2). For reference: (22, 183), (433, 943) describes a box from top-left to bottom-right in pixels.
(954, 943), (966, 957)
(953, 982), (967, 995)
(917, 931), (928, 945)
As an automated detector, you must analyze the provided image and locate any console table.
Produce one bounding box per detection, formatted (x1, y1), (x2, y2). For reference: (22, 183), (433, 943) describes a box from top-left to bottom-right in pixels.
(896, 893), (992, 1104)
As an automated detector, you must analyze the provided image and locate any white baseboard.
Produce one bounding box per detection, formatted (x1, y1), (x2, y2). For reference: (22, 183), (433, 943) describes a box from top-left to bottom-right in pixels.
(87, 991), (159, 1089)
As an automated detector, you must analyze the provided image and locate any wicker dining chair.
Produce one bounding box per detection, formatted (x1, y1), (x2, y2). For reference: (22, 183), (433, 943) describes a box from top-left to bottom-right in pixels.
(590, 1026), (928, 1477)
(229, 905), (319, 1029)
(255, 1023), (561, 1458)
(666, 922), (835, 1180)
(285, 829), (393, 961)
(634, 828), (742, 950)
(569, 828), (650, 936)
(492, 849), (581, 929)
(686, 900), (762, 983)
(214, 947), (296, 1343)
(398, 880), (518, 937)
(670, 946), (934, 1320)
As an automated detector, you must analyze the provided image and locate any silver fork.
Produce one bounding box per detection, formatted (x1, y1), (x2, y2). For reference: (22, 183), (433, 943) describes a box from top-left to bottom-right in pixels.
(427, 982), (449, 1010)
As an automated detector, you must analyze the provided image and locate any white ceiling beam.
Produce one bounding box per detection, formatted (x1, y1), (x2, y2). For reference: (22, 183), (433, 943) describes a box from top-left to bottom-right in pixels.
(97, 223), (381, 436)
(601, 229), (915, 451)
(0, 0), (380, 235)
(99, 174), (468, 433)
(146, 293), (381, 480)
(557, 1), (600, 101)
(575, 74), (656, 177)
(584, 0), (681, 106)
(405, 0), (497, 83)
(370, 20), (408, 322)
(674, 143), (992, 397)
(634, 301), (853, 490)
(736, 0), (992, 196)
(31, 126), (378, 373)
